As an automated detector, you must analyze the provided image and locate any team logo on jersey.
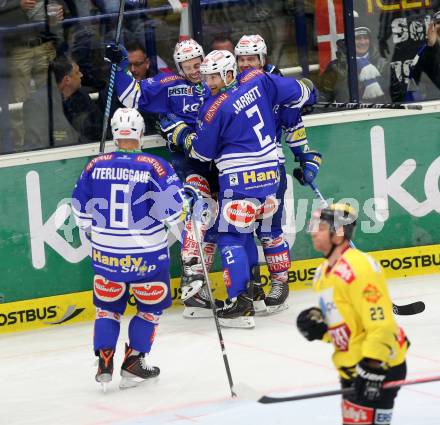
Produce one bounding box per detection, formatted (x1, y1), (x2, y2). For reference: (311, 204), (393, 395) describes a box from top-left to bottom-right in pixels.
(333, 258), (356, 284)
(85, 154), (114, 173)
(362, 283), (382, 303)
(229, 173), (239, 186)
(168, 84), (193, 97)
(222, 199), (258, 228)
(93, 276), (126, 302)
(204, 92), (229, 123)
(160, 75), (184, 84)
(182, 98), (200, 113)
(131, 282), (168, 305)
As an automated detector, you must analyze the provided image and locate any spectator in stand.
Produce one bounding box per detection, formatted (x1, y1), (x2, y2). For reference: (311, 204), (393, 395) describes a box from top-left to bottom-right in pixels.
(318, 26), (389, 103)
(99, 40), (159, 137)
(23, 55), (101, 150)
(211, 35), (235, 53)
(408, 11), (440, 93)
(0, 0), (63, 151)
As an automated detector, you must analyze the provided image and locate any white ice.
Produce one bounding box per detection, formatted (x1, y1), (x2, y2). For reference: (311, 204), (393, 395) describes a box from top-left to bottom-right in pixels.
(1, 274), (439, 425)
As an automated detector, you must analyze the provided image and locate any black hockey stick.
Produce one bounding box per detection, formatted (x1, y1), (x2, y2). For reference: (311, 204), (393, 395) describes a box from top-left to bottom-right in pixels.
(190, 203), (236, 398)
(314, 101), (423, 111)
(308, 183), (425, 316)
(257, 375), (440, 404)
(99, 0), (126, 154)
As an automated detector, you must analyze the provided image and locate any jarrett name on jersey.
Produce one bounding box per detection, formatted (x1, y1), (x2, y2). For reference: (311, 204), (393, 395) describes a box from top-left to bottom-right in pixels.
(313, 247), (409, 379)
(72, 152), (184, 282)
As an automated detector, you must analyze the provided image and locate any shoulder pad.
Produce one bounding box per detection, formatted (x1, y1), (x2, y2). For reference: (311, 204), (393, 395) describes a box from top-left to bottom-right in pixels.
(84, 153), (114, 173)
(239, 69), (264, 84)
(204, 92), (229, 123)
(135, 154), (167, 177)
(332, 257), (356, 284)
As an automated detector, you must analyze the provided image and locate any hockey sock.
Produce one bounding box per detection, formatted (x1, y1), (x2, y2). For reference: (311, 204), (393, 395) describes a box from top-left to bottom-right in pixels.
(93, 309), (121, 351)
(261, 234), (290, 284)
(128, 312), (161, 354)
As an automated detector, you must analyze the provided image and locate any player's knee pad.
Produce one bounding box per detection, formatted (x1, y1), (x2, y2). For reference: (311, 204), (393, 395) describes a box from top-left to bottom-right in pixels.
(131, 280), (172, 311)
(93, 275), (128, 313)
(260, 234), (291, 282)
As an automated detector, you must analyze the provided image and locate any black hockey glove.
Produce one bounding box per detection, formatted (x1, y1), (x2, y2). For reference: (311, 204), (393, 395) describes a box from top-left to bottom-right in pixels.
(354, 359), (387, 402)
(293, 150), (322, 186)
(296, 307), (328, 341)
(104, 43), (128, 65)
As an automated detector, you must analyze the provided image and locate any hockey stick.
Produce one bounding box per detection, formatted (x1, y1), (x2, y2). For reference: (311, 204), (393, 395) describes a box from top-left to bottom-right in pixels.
(190, 205), (237, 398)
(308, 182), (425, 316)
(257, 374), (440, 404)
(313, 101), (423, 110)
(99, 0), (126, 154)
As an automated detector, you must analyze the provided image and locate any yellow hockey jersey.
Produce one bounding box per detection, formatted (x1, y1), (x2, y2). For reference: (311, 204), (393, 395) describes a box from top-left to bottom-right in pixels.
(313, 247), (408, 379)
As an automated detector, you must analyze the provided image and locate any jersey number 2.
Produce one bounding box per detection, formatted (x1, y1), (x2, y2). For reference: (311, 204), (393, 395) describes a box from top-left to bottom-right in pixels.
(245, 105), (272, 148)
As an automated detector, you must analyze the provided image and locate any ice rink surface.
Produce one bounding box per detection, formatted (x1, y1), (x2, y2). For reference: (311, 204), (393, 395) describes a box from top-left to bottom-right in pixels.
(1, 274), (439, 425)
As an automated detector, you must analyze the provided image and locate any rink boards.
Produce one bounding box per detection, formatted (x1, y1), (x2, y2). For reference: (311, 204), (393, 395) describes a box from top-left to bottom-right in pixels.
(0, 106), (439, 333)
(0, 243), (438, 334)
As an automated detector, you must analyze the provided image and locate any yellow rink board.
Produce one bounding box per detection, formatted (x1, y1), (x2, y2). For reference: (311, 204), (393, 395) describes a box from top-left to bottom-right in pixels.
(0, 244), (438, 334)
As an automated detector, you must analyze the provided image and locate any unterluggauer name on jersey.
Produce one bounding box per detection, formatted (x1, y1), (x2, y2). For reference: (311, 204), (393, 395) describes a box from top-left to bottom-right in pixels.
(91, 167), (151, 183)
(233, 86), (262, 114)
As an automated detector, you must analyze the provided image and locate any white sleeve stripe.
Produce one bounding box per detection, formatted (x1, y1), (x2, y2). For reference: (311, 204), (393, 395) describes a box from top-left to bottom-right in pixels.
(190, 148), (211, 162)
(286, 139), (308, 147)
(120, 79), (136, 103)
(284, 82), (311, 109)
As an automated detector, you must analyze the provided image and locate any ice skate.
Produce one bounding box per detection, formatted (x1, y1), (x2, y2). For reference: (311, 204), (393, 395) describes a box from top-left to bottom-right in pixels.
(180, 257), (205, 301)
(120, 344), (160, 389)
(95, 348), (114, 392)
(218, 292), (255, 329)
(265, 282), (289, 314)
(183, 286), (224, 318)
(251, 267), (267, 315)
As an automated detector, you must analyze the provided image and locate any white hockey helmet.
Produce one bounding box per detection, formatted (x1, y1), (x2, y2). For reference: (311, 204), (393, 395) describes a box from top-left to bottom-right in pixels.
(173, 39), (205, 76)
(234, 34), (267, 65)
(200, 50), (237, 85)
(111, 107), (145, 143)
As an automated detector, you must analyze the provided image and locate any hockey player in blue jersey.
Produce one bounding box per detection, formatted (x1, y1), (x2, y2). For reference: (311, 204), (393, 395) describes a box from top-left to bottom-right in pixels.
(105, 39), (219, 318)
(162, 50), (315, 328)
(235, 34), (322, 314)
(72, 108), (185, 390)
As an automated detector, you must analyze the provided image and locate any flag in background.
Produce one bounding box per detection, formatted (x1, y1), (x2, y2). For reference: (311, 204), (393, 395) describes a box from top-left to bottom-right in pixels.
(316, 0), (345, 72)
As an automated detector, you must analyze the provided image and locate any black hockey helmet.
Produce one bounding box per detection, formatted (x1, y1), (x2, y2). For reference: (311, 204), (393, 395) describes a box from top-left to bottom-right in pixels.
(319, 203), (357, 240)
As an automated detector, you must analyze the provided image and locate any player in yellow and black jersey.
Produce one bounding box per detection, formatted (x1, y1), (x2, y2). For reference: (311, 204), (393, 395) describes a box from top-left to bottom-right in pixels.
(296, 203), (409, 425)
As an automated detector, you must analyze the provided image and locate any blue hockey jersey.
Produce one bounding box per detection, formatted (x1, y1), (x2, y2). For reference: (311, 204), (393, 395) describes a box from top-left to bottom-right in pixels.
(115, 69), (207, 127)
(72, 151), (184, 282)
(190, 69), (313, 197)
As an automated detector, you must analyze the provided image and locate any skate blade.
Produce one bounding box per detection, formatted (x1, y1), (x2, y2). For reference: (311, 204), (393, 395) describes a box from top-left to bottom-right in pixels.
(253, 300), (267, 315)
(119, 374), (159, 389)
(265, 303), (289, 315)
(219, 316), (255, 329)
(100, 382), (108, 393)
(181, 281), (203, 301)
(183, 306), (213, 318)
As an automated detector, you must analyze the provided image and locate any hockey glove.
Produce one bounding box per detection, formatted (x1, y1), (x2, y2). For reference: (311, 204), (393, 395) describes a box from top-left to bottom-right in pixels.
(158, 114), (195, 154)
(354, 359), (387, 402)
(104, 43), (128, 66)
(296, 307), (328, 341)
(293, 150), (322, 186)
